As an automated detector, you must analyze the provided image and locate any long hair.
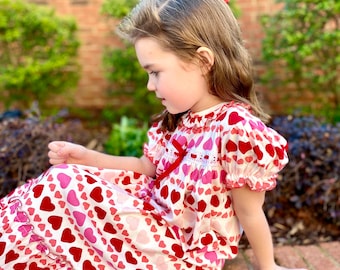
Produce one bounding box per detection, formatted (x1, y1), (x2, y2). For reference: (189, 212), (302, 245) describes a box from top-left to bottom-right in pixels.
(118, 0), (269, 131)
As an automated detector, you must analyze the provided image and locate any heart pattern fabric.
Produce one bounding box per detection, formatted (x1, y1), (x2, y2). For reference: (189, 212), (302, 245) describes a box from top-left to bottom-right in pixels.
(0, 102), (288, 269)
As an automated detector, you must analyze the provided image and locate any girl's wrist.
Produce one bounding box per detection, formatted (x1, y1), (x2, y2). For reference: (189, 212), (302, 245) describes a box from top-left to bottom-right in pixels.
(83, 148), (96, 167)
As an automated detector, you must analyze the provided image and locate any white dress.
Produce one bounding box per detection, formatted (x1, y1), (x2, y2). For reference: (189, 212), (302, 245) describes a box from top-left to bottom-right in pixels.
(0, 102), (288, 269)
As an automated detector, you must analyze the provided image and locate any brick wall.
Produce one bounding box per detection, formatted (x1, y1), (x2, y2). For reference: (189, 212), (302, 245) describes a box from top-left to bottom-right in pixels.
(28, 0), (282, 112)
(236, 0), (283, 113)
(29, 0), (123, 108)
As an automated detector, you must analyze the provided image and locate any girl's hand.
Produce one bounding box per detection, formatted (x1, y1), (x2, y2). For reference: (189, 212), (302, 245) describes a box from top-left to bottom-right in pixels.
(48, 141), (88, 165)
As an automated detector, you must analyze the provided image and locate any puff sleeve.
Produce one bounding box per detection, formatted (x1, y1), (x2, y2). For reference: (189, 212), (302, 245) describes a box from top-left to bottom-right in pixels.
(143, 121), (170, 166)
(220, 108), (289, 191)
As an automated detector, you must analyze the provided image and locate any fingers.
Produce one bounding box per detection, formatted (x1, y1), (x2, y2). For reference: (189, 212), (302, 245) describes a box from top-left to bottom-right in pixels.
(48, 141), (66, 152)
(48, 141), (68, 165)
(47, 141), (86, 165)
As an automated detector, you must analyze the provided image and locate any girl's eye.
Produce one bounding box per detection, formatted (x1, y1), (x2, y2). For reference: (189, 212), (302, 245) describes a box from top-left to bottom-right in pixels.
(149, 71), (159, 76)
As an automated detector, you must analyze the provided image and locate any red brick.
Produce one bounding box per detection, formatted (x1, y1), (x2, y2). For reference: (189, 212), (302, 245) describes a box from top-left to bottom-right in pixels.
(274, 245), (308, 268)
(296, 245), (339, 270)
(319, 242), (340, 264)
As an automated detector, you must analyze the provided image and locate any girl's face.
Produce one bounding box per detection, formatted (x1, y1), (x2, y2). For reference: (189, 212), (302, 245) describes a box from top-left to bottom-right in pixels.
(135, 37), (222, 114)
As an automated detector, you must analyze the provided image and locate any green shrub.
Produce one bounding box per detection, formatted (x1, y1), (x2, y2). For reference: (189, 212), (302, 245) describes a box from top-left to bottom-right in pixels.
(261, 0), (340, 123)
(0, 0), (80, 110)
(104, 116), (148, 157)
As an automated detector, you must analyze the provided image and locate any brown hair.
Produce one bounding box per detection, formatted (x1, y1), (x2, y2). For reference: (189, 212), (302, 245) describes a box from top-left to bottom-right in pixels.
(118, 0), (269, 131)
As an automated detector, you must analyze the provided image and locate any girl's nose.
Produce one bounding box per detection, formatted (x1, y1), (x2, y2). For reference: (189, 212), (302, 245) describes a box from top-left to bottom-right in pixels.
(147, 77), (156, 91)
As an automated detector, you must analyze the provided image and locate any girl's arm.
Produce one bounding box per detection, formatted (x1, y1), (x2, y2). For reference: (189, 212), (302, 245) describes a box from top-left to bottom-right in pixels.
(231, 186), (307, 270)
(231, 186), (275, 269)
(48, 141), (156, 177)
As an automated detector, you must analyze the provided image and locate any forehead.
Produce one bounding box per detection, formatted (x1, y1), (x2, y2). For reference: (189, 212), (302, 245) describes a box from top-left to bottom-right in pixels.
(135, 37), (173, 67)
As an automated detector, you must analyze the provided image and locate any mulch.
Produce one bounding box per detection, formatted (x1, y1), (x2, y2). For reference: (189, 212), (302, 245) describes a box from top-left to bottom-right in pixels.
(240, 206), (339, 248)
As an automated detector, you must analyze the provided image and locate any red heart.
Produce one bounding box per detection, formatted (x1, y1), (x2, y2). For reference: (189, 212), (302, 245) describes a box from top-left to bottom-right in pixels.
(48, 216), (63, 230)
(5, 250), (19, 264)
(210, 195), (220, 207)
(90, 187), (103, 203)
(83, 260), (96, 270)
(228, 111), (244, 125)
(122, 176), (131, 185)
(253, 145), (264, 160)
(225, 196), (232, 208)
(160, 186), (168, 199)
(110, 238), (123, 252)
(231, 245), (238, 254)
(14, 263), (28, 270)
(201, 233), (213, 245)
(239, 141), (252, 154)
(104, 222), (117, 234)
(170, 190), (180, 203)
(94, 206), (107, 220)
(69, 247), (82, 262)
(142, 201), (155, 211)
(226, 140), (238, 152)
(125, 251), (137, 265)
(0, 241), (5, 256)
(171, 244), (184, 258)
(28, 262), (48, 270)
(61, 228), (76, 243)
(266, 144), (275, 157)
(275, 146), (285, 159)
(33, 184), (44, 198)
(197, 200), (207, 212)
(86, 175), (97, 184)
(40, 197), (55, 212)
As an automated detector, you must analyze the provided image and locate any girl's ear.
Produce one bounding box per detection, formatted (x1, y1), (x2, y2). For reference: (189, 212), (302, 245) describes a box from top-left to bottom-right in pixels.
(196, 46), (215, 73)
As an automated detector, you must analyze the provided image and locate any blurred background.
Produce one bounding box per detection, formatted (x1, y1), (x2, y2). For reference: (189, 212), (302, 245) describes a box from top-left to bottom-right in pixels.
(0, 0), (339, 250)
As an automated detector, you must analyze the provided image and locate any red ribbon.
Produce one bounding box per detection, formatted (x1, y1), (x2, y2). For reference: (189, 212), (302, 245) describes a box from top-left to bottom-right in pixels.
(154, 139), (187, 187)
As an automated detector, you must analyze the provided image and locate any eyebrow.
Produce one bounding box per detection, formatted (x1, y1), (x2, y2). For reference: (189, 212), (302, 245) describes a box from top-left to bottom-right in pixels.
(142, 63), (155, 70)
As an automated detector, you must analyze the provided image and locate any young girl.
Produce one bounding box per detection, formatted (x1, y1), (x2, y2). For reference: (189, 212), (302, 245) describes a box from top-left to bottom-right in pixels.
(0, 0), (307, 269)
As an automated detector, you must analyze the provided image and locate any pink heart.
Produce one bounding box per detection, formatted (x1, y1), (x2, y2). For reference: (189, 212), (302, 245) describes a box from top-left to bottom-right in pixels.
(136, 230), (150, 244)
(58, 173), (71, 188)
(14, 212), (29, 223)
(203, 138), (213, 150)
(18, 224), (32, 237)
(126, 216), (139, 230)
(205, 251), (218, 263)
(73, 211), (86, 226)
(30, 235), (43, 243)
(67, 190), (80, 206)
(84, 228), (97, 243)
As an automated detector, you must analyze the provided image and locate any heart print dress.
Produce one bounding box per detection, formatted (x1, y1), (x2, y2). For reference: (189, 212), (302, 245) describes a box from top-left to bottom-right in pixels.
(0, 102), (288, 270)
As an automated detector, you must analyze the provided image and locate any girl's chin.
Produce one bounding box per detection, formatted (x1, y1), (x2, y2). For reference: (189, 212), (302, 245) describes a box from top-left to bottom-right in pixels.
(162, 101), (190, 114)
(165, 107), (188, 114)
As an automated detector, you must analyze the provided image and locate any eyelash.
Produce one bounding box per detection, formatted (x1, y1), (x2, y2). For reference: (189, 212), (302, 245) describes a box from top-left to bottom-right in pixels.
(149, 71), (158, 76)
